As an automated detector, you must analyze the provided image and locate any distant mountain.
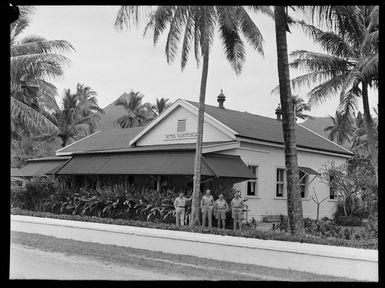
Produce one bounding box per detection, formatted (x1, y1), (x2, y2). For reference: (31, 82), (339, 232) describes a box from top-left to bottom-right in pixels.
(301, 116), (352, 150)
(95, 92), (131, 130)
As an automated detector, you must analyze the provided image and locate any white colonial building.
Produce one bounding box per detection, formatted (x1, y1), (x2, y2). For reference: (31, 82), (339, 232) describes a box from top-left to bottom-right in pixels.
(19, 94), (352, 221)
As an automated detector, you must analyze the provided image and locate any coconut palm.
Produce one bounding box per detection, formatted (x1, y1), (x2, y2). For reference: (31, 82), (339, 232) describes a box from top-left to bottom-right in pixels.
(116, 5), (271, 225)
(274, 6), (304, 234)
(285, 6), (378, 184)
(75, 83), (104, 134)
(50, 90), (96, 147)
(114, 90), (153, 128)
(324, 111), (354, 146)
(10, 6), (74, 136)
(152, 98), (171, 115)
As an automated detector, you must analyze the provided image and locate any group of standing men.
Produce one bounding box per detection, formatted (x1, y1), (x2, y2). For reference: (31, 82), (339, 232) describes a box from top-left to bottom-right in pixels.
(173, 189), (244, 230)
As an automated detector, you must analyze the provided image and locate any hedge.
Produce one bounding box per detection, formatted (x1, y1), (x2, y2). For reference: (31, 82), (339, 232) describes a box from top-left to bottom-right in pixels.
(11, 208), (377, 250)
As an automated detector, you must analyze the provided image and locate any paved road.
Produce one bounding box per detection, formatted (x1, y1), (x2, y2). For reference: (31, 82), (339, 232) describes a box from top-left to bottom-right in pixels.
(10, 231), (351, 281)
(10, 244), (186, 280)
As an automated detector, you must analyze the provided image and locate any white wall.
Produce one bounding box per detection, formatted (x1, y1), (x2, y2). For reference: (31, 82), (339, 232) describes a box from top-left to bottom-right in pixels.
(137, 106), (233, 146)
(219, 141), (349, 221)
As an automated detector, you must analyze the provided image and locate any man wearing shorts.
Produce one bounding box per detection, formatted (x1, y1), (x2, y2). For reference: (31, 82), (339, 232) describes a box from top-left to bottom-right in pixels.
(174, 191), (191, 226)
(213, 193), (229, 230)
(231, 191), (244, 231)
(201, 189), (214, 228)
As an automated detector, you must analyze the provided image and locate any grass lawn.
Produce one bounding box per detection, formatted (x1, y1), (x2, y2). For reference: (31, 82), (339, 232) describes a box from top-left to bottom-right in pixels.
(11, 231), (355, 281)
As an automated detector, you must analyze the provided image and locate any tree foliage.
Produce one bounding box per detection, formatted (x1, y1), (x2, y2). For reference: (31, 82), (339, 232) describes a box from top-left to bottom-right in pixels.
(10, 6), (74, 137)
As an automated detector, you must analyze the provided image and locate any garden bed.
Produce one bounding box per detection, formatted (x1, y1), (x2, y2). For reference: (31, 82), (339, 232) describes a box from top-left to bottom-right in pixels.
(11, 208), (377, 250)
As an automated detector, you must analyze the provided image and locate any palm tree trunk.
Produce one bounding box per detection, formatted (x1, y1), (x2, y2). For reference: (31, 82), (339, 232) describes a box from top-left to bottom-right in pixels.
(190, 7), (209, 227)
(274, 6), (304, 235)
(361, 81), (378, 185)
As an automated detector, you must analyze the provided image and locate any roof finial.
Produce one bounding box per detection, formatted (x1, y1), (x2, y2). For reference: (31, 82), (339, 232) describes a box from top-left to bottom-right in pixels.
(217, 90), (226, 109)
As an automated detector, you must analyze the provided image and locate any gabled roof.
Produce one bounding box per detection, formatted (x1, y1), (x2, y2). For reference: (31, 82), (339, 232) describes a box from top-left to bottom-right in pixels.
(54, 99), (352, 157)
(186, 100), (352, 156)
(56, 127), (144, 155)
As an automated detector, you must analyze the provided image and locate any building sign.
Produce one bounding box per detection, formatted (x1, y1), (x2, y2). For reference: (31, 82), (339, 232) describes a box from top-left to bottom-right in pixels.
(164, 132), (197, 141)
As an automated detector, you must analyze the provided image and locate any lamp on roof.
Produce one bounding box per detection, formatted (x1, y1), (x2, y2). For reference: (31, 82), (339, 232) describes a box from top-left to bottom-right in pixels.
(217, 90), (226, 109)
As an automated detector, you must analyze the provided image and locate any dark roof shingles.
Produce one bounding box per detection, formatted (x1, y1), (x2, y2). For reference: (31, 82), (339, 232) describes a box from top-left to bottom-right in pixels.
(187, 100), (351, 156)
(57, 127), (144, 154)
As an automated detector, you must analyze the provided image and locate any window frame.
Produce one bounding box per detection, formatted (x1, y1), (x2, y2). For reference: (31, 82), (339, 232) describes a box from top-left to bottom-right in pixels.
(177, 119), (187, 133)
(299, 170), (309, 199)
(276, 167), (286, 198)
(329, 175), (337, 200)
(246, 165), (259, 198)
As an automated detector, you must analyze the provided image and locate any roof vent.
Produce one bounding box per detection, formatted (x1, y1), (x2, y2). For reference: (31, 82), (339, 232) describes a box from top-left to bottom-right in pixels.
(275, 103), (282, 120)
(217, 90), (226, 109)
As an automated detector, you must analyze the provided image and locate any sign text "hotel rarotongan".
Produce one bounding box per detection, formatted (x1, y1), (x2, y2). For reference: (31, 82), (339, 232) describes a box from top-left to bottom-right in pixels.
(164, 132), (197, 141)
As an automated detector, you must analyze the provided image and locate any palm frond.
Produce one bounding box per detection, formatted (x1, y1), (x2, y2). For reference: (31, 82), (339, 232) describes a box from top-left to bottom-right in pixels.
(235, 6), (264, 56)
(294, 20), (358, 58)
(10, 6), (36, 44)
(307, 74), (347, 107)
(338, 84), (360, 120)
(11, 97), (59, 134)
(11, 39), (74, 57)
(165, 6), (187, 64)
(114, 6), (154, 30)
(180, 12), (195, 70)
(217, 6), (245, 74)
(247, 6), (274, 19)
(289, 50), (353, 74)
(144, 6), (175, 45)
(11, 53), (71, 81)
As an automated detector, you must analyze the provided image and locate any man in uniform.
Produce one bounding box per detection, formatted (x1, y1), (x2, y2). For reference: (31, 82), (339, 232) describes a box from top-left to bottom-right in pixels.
(213, 193), (229, 230)
(174, 191), (191, 226)
(231, 191), (244, 231)
(201, 189), (214, 228)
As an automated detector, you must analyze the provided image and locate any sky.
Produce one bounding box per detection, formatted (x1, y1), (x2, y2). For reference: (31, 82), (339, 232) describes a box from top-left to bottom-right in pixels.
(24, 6), (377, 121)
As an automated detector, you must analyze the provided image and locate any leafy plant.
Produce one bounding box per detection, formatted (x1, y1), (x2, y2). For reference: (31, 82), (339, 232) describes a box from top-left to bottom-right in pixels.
(11, 208), (378, 250)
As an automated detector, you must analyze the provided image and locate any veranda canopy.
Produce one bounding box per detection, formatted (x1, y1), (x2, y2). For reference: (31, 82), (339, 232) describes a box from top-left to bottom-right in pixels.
(54, 151), (256, 180)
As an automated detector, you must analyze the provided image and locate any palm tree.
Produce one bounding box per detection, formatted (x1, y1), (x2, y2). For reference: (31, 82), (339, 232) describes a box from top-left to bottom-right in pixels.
(10, 6), (74, 137)
(116, 6), (270, 225)
(114, 90), (153, 128)
(75, 83), (104, 134)
(292, 95), (313, 120)
(324, 111), (354, 146)
(286, 6), (378, 184)
(274, 6), (304, 234)
(51, 90), (95, 147)
(152, 98), (171, 115)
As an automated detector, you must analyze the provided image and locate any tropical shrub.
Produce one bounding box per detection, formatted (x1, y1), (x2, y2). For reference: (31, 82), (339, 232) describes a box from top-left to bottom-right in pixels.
(11, 208), (378, 250)
(272, 215), (375, 241)
(10, 176), (59, 211)
(335, 215), (362, 227)
(365, 213), (378, 238)
(10, 181), (180, 223)
(320, 161), (376, 218)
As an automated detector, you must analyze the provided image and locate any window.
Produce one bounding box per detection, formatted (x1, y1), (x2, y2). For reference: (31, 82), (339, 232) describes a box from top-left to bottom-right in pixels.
(177, 119), (186, 132)
(329, 175), (336, 199)
(247, 165), (258, 196)
(276, 168), (285, 197)
(299, 170), (308, 198)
